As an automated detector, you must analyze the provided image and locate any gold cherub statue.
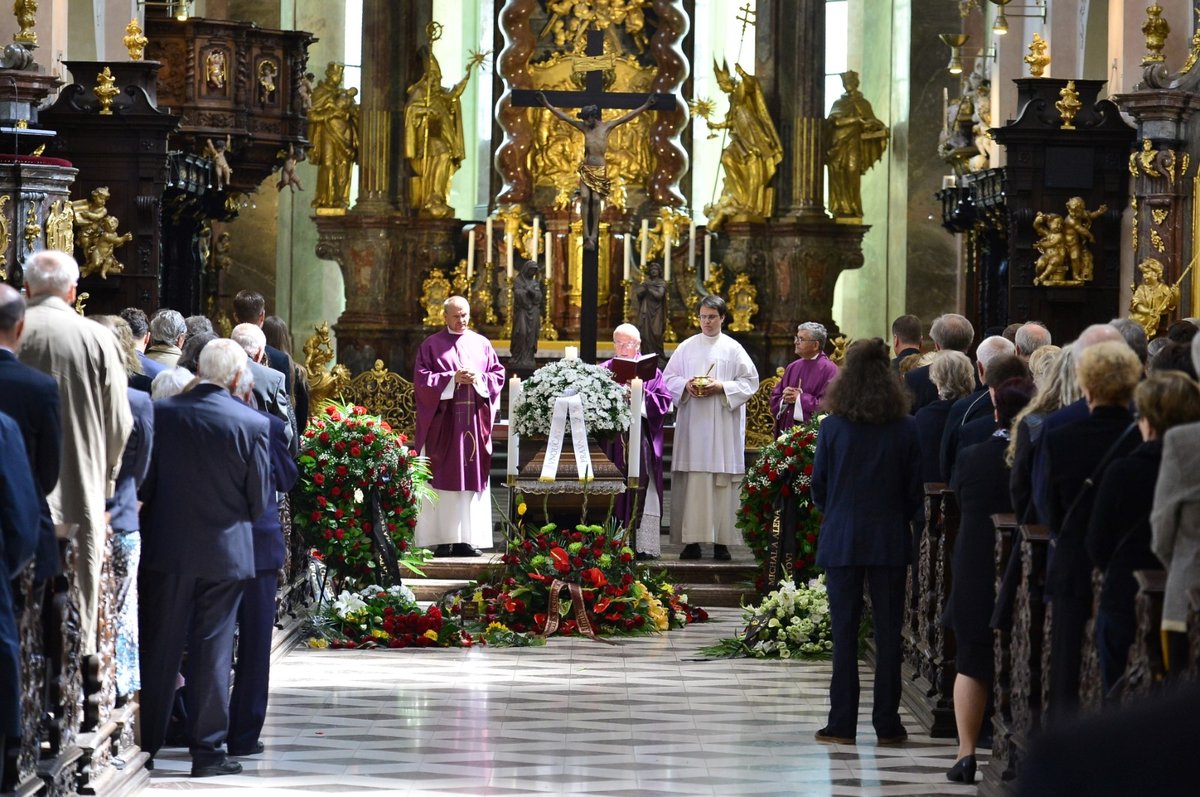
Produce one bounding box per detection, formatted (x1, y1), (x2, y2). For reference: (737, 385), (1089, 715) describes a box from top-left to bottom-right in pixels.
(1032, 212), (1069, 286)
(1024, 33), (1050, 78)
(124, 18), (148, 61)
(304, 322), (352, 408)
(1130, 257), (1188, 339)
(81, 216), (132, 279)
(1063, 196), (1105, 282)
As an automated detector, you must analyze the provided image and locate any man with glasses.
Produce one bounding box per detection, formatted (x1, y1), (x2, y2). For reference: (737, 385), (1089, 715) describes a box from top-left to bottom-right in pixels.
(663, 296), (759, 560)
(771, 321), (838, 435)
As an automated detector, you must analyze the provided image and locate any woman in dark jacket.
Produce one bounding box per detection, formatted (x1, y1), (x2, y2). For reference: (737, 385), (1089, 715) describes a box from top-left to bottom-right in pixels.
(812, 339), (921, 746)
(915, 350), (974, 485)
(946, 377), (1035, 783)
(1086, 371), (1200, 692)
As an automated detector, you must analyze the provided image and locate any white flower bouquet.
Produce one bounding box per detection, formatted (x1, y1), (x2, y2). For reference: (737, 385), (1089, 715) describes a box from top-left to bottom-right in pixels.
(513, 358), (632, 439)
(702, 575), (834, 659)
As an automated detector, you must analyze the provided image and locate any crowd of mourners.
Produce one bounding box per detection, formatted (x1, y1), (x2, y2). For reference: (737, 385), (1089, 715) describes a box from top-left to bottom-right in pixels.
(0, 251), (308, 779)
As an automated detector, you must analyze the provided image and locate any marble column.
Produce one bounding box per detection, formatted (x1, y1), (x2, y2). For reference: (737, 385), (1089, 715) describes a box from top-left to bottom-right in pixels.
(353, 0), (398, 213)
(757, 0), (826, 221)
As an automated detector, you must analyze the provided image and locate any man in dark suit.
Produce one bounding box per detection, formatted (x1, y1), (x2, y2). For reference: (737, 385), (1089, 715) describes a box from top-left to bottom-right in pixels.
(233, 290), (292, 391)
(938, 339), (1019, 481)
(120, 306), (166, 381)
(227, 408), (297, 757)
(231, 323), (297, 454)
(0, 284), (62, 581)
(906, 313), (974, 412)
(891, 314), (922, 368)
(138, 339), (271, 777)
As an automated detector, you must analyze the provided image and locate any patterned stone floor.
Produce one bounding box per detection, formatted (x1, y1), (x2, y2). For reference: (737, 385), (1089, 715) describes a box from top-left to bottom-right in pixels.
(143, 609), (985, 796)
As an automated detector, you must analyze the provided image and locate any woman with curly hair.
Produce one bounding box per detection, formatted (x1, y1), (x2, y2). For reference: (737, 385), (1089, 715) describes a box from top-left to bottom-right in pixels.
(811, 338), (922, 746)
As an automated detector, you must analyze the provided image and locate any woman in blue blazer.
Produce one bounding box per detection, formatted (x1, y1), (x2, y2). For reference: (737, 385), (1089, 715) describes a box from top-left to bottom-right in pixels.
(812, 338), (922, 746)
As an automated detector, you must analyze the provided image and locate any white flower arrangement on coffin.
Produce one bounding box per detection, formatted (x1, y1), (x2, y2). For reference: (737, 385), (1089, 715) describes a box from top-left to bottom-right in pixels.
(513, 358), (632, 439)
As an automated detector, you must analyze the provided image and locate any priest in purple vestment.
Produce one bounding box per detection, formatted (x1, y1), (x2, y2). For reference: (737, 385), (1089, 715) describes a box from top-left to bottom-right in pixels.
(770, 322), (839, 435)
(601, 324), (672, 559)
(413, 296), (506, 557)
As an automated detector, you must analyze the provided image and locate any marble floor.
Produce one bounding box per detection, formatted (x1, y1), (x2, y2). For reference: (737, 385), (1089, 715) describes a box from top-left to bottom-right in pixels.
(143, 609), (985, 796)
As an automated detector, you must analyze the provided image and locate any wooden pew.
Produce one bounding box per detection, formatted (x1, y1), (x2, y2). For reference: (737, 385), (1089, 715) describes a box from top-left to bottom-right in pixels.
(1188, 588), (1200, 680)
(1078, 568), (1105, 712)
(1119, 569), (1167, 702)
(981, 512), (1017, 793)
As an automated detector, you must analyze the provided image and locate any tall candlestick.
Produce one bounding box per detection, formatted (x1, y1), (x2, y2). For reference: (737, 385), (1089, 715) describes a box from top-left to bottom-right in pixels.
(506, 230), (514, 278)
(544, 231), (552, 279)
(704, 233), (712, 282)
(564, 346), (578, 360)
(663, 235), (671, 280)
(623, 233), (631, 280)
(640, 219), (649, 267)
(486, 217), (494, 262)
(688, 221), (696, 272)
(628, 377), (643, 481)
(507, 376), (522, 477)
(467, 229), (475, 283)
(532, 217), (540, 262)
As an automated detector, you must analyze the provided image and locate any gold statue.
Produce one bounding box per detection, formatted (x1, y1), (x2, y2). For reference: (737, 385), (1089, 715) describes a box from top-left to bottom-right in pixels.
(495, 204), (536, 260)
(1183, 8), (1200, 75)
(1064, 197), (1105, 283)
(829, 335), (851, 366)
(22, 205), (39, 252)
(1142, 4), (1169, 66)
(74, 292), (89, 315)
(699, 60), (784, 230)
(1129, 257), (1186, 338)
(13, 0), (37, 46)
(308, 63), (360, 212)
(72, 187), (114, 272)
(541, 0), (648, 52)
(646, 206), (689, 262)
(95, 67), (120, 115)
(420, 268), (453, 327)
(1056, 80), (1082, 130)
(212, 230), (232, 272)
(702, 262), (724, 304)
(826, 70), (889, 221)
(80, 216), (131, 279)
(1032, 212), (1068, 286)
(727, 273), (758, 333)
(204, 135), (233, 190)
(258, 59), (278, 104)
(45, 200), (73, 252)
(304, 322), (351, 408)
(1024, 33), (1050, 77)
(123, 18), (148, 61)
(205, 49), (227, 90)
(404, 25), (487, 218)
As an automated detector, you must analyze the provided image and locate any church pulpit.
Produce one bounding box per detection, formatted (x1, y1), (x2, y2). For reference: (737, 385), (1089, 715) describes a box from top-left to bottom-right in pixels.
(983, 513), (1018, 791)
(1002, 524), (1051, 790)
(1119, 569), (1167, 703)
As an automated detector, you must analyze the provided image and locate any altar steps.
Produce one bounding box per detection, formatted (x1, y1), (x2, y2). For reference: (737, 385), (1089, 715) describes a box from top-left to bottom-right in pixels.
(404, 545), (758, 607)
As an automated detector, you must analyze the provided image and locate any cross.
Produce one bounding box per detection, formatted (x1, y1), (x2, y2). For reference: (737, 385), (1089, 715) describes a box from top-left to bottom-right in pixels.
(511, 28), (675, 364)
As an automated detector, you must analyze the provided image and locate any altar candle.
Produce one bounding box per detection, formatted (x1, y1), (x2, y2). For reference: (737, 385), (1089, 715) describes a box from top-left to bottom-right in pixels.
(486, 217), (494, 263)
(544, 231), (552, 279)
(564, 346), (578, 360)
(688, 221), (696, 271)
(506, 229), (514, 278)
(663, 235), (671, 280)
(640, 219), (649, 267)
(628, 377), (643, 481)
(467, 229), (475, 282)
(704, 233), (713, 282)
(623, 234), (631, 281)
(532, 216), (540, 262)
(507, 376), (522, 477)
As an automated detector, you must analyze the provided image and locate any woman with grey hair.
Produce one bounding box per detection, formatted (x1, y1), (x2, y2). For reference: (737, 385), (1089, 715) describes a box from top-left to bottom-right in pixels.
(914, 350), (973, 484)
(151, 367), (197, 400)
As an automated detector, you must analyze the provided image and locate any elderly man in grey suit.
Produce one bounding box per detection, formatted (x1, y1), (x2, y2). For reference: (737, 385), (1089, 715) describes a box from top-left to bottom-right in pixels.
(138, 339), (270, 777)
(1151, 333), (1200, 669)
(231, 323), (297, 454)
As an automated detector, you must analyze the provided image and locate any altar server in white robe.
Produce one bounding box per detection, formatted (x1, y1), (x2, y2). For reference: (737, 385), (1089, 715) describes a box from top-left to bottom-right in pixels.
(663, 295), (758, 560)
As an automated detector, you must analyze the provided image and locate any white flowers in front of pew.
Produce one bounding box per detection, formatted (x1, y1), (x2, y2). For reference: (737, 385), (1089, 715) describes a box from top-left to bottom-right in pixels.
(701, 575), (835, 659)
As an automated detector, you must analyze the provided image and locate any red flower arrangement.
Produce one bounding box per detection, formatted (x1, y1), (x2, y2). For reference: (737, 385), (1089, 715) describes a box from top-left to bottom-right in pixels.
(736, 417), (824, 594)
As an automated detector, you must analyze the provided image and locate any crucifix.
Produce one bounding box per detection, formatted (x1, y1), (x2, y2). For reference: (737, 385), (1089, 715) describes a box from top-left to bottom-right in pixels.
(510, 27), (675, 363)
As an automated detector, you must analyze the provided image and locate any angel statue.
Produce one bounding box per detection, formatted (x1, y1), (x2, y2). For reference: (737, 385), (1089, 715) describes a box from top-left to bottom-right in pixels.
(698, 61), (784, 231)
(826, 70), (889, 220)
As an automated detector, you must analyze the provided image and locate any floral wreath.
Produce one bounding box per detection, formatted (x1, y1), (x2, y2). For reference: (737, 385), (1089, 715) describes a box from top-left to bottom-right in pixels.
(736, 416), (824, 594)
(513, 358), (632, 439)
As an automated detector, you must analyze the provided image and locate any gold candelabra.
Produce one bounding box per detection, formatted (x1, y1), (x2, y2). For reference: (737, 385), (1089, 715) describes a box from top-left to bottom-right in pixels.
(474, 263), (497, 325)
(503, 277), (514, 338)
(622, 278), (635, 321)
(542, 276), (559, 340)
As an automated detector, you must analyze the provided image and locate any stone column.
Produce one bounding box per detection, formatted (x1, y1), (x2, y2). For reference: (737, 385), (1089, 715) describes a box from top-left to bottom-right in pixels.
(353, 0), (397, 213)
(757, 0), (826, 220)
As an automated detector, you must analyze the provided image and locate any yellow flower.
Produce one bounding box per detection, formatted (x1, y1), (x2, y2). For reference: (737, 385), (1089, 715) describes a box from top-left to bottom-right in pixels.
(369, 628), (389, 639)
(517, 502), (527, 516)
(423, 629), (440, 641)
(486, 622), (511, 633)
(307, 638), (329, 649)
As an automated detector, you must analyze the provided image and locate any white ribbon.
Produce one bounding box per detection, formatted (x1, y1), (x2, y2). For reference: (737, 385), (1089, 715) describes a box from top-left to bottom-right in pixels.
(540, 393), (594, 483)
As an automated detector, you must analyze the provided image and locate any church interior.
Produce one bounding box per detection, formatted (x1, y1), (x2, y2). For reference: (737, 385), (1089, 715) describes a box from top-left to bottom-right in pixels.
(4, 0), (1200, 796)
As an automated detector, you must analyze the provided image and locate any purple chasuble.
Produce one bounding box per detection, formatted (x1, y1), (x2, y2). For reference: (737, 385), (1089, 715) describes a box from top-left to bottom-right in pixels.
(770, 352), (839, 434)
(414, 329), (505, 492)
(599, 359), (672, 527)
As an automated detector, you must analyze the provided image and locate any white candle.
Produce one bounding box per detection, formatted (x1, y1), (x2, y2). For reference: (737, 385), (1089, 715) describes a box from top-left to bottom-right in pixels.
(532, 217), (540, 262)
(467, 229), (475, 282)
(628, 377), (643, 481)
(564, 346), (578, 360)
(507, 376), (522, 477)
(688, 221), (696, 272)
(663, 234), (671, 279)
(704, 233), (712, 282)
(486, 217), (494, 263)
(640, 219), (649, 267)
(623, 233), (631, 281)
(506, 229), (514, 278)
(544, 231), (552, 280)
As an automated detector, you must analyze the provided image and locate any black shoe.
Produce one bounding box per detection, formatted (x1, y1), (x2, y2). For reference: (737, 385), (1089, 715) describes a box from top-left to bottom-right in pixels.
(946, 755), (977, 784)
(228, 741), (265, 756)
(877, 729), (908, 745)
(814, 727), (855, 744)
(451, 542), (483, 557)
(433, 544), (453, 557)
(635, 551), (658, 561)
(713, 544), (732, 561)
(191, 758), (242, 778)
(679, 543), (702, 560)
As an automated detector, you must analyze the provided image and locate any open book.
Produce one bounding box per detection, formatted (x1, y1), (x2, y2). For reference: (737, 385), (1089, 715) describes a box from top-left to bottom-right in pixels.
(609, 353), (658, 384)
